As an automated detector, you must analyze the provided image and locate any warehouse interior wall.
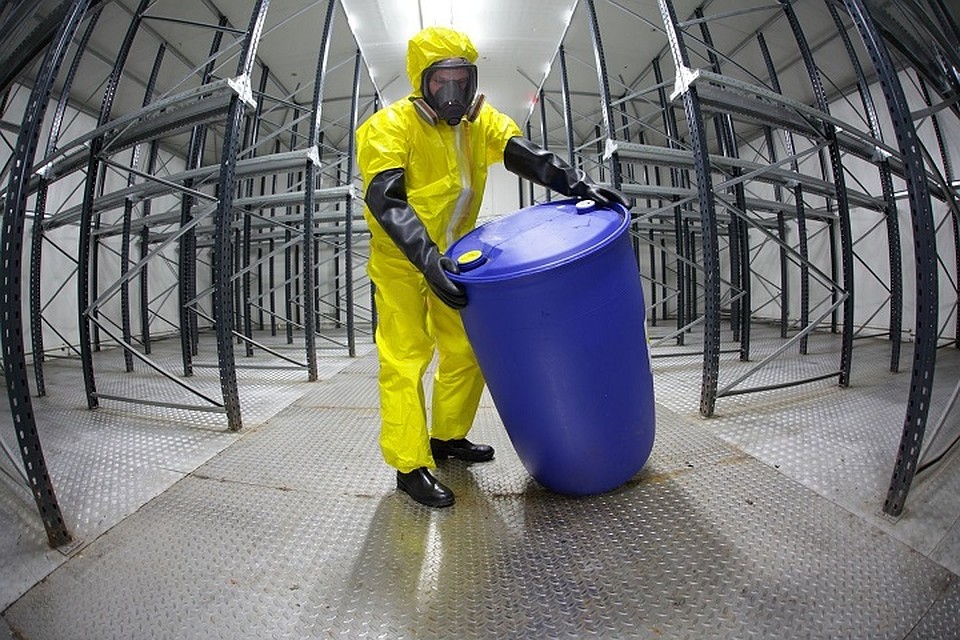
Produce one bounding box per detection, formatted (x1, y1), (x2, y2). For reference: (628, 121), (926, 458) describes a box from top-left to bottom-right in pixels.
(2, 83), (193, 354)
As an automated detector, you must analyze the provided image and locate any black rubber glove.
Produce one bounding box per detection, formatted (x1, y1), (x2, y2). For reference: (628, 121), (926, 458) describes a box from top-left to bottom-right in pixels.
(503, 136), (629, 208)
(365, 168), (467, 309)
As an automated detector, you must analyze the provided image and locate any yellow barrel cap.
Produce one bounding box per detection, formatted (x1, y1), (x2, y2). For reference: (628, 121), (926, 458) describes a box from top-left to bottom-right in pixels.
(457, 249), (484, 265)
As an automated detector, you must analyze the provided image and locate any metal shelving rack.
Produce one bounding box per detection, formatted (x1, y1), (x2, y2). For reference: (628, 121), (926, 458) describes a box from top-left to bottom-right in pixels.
(1, 0), (102, 551)
(525, 0), (959, 518)
(1, 0), (373, 547)
(1, 0), (958, 548)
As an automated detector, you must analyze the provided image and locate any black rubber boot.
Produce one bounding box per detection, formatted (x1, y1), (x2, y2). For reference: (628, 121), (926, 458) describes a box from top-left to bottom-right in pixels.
(430, 438), (495, 463)
(396, 467), (455, 508)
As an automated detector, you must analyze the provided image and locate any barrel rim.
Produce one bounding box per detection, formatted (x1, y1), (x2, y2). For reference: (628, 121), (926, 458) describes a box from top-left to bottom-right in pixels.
(447, 200), (630, 284)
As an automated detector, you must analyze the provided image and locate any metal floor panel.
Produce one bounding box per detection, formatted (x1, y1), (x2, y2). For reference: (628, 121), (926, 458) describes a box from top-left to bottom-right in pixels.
(0, 333), (375, 612)
(650, 327), (960, 576)
(2, 328), (960, 639)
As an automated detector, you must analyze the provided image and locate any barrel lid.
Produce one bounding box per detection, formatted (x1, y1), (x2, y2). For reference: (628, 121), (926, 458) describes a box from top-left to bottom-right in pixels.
(447, 198), (628, 283)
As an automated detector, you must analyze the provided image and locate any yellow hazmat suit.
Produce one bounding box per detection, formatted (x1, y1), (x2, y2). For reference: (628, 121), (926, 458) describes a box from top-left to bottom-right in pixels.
(356, 27), (522, 473)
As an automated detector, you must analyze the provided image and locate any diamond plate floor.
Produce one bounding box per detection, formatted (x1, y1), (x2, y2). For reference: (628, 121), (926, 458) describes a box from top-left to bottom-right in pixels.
(2, 327), (959, 639)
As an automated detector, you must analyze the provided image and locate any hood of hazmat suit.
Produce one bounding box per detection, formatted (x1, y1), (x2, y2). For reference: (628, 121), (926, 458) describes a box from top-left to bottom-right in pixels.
(406, 26), (478, 99)
(357, 26), (521, 253)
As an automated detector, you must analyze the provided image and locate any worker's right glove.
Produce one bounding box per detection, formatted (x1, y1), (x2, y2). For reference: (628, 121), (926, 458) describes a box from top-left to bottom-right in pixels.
(364, 168), (467, 309)
(423, 254), (465, 309)
(503, 136), (629, 208)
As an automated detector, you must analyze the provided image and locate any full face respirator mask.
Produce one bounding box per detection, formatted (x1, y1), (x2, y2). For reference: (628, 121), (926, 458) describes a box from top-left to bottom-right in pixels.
(415, 58), (484, 126)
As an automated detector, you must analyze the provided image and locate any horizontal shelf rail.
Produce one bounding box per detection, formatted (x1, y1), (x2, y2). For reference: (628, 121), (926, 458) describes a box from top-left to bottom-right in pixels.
(609, 139), (884, 210)
(22, 76), (255, 192)
(45, 147), (321, 228)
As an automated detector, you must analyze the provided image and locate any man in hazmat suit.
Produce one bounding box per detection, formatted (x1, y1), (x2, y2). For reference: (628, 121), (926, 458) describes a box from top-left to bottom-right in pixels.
(357, 26), (626, 508)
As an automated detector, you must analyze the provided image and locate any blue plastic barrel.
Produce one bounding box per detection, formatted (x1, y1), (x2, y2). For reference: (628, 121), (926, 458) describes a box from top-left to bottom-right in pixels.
(447, 198), (655, 495)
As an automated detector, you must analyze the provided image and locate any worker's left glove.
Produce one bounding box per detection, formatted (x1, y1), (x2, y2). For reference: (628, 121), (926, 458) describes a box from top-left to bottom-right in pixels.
(503, 136), (628, 208)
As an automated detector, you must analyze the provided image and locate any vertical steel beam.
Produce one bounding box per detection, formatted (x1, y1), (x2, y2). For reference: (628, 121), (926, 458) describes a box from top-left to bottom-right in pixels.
(241, 62), (269, 358)
(838, 0), (939, 516)
(285, 105), (299, 346)
(618, 98), (639, 259)
(558, 44), (576, 165)
(539, 92), (553, 146)
(776, 204), (789, 337)
(269, 138), (280, 337)
(594, 125), (604, 183)
(120, 42), (165, 373)
(682, 217), (692, 327)
(818, 149), (841, 336)
(1, 0), (95, 548)
(753, 34), (791, 341)
(302, 0), (337, 377)
(649, 229), (658, 326)
(213, 0), (271, 431)
(652, 56), (686, 344)
(796, 183), (811, 356)
(826, 0), (903, 371)
(234, 225), (243, 346)
(757, 31), (810, 353)
(179, 15), (228, 376)
(916, 75), (958, 350)
(584, 0), (622, 190)
(29, 3), (102, 395)
(539, 88), (551, 202)
(343, 47), (362, 358)
(77, 0), (151, 408)
(257, 176), (265, 333)
(90, 166), (106, 353)
(138, 144), (160, 356)
(779, 0), (855, 386)
(317, 136), (327, 331)
(684, 218), (696, 329)
(660, 235), (669, 325)
(525, 120), (535, 205)
(696, 8), (751, 361)
(139, 225), (150, 352)
(657, 0), (722, 416)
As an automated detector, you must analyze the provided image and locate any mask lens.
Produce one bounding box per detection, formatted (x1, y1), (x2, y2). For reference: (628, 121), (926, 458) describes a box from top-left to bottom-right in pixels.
(422, 61), (477, 125)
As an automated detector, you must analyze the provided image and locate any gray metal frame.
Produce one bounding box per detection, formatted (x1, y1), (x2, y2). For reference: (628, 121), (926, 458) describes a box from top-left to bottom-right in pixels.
(837, 0), (941, 517)
(656, 0), (723, 416)
(212, 0), (270, 430)
(1, 0), (373, 542)
(826, 0), (903, 373)
(548, 0), (958, 512)
(28, 3), (103, 396)
(1, 0), (98, 549)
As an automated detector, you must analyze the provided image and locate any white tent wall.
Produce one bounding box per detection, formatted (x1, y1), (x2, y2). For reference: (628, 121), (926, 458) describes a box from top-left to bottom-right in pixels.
(744, 69), (959, 343)
(1, 81), (196, 363)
